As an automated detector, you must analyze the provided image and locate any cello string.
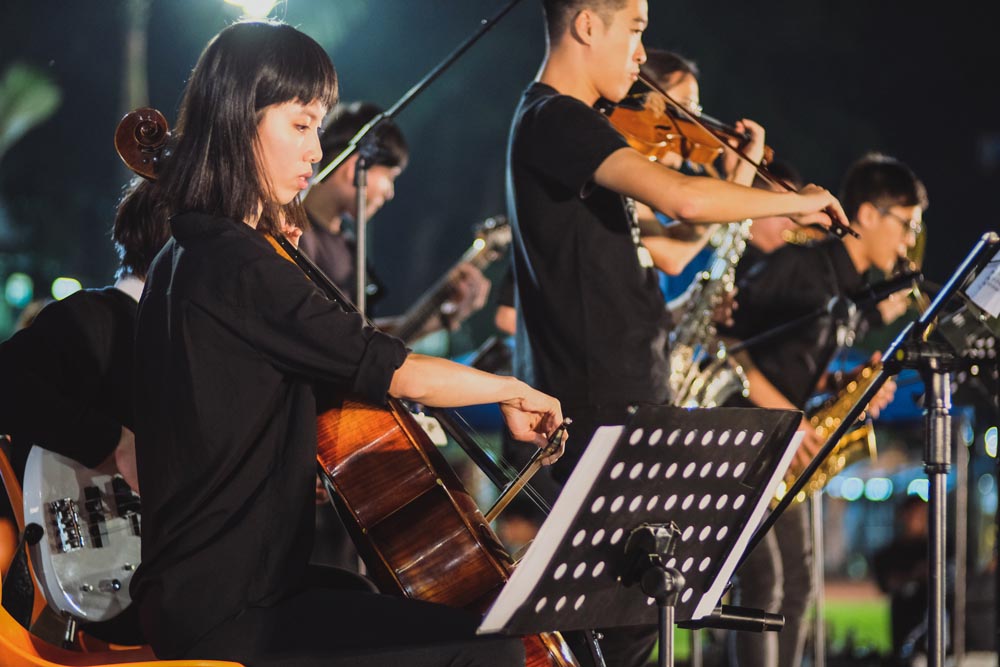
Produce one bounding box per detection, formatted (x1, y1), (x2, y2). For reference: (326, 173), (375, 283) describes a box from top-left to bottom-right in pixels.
(433, 406), (553, 516)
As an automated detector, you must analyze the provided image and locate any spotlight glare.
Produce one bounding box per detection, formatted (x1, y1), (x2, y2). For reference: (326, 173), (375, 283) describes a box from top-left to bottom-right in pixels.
(841, 477), (864, 502)
(4, 272), (34, 308)
(864, 477), (893, 502)
(907, 478), (930, 502)
(985, 427), (998, 458)
(224, 0), (279, 19)
(51, 277), (82, 300)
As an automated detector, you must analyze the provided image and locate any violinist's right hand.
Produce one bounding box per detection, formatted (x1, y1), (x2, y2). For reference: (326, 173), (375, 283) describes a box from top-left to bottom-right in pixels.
(499, 383), (566, 466)
(789, 184), (850, 231)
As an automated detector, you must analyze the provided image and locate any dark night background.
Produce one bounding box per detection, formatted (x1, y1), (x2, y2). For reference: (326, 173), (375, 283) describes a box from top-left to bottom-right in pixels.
(1, 0), (998, 337)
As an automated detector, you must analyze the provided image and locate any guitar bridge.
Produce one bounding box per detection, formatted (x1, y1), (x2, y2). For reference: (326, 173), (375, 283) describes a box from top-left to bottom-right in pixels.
(48, 498), (86, 553)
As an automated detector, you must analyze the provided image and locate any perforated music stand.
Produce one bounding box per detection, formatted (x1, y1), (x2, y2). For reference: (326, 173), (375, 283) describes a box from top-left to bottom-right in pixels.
(479, 405), (802, 666)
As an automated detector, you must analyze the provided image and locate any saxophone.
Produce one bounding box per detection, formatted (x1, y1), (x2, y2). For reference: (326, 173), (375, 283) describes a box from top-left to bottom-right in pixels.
(668, 220), (752, 407)
(774, 362), (880, 505)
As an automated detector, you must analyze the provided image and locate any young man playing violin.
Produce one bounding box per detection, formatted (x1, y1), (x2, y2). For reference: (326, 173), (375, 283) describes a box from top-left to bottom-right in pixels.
(507, 1), (847, 664)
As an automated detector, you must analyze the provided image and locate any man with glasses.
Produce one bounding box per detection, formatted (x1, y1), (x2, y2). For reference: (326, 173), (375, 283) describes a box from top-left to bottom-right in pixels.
(722, 152), (928, 667)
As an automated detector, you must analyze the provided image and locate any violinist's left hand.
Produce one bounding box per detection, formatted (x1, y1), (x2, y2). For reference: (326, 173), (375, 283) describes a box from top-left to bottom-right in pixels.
(723, 118), (766, 179)
(499, 383), (566, 466)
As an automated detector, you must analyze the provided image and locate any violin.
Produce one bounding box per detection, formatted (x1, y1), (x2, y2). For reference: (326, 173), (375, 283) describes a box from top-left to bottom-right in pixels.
(610, 71), (858, 240)
(607, 92), (774, 168)
(115, 108), (578, 667)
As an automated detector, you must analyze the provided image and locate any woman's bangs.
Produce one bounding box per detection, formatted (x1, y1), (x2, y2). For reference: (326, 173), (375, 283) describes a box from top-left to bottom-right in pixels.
(257, 33), (338, 111)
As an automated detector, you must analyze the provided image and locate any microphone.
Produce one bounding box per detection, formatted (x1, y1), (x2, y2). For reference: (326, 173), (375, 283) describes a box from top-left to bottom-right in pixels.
(849, 269), (922, 308)
(676, 604), (784, 632)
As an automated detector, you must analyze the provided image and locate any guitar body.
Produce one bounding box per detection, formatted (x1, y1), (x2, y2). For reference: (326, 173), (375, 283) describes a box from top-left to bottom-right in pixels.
(316, 395), (577, 667)
(22, 447), (140, 622)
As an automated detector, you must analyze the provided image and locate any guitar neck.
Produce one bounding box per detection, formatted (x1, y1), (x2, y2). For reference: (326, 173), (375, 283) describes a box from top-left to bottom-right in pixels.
(394, 244), (492, 344)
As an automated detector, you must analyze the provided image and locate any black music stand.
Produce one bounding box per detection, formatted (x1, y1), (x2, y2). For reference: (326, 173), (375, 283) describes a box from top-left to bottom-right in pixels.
(479, 405), (803, 667)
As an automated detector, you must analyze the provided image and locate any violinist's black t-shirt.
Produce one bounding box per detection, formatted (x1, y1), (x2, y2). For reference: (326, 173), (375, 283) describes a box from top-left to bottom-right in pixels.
(506, 82), (671, 411)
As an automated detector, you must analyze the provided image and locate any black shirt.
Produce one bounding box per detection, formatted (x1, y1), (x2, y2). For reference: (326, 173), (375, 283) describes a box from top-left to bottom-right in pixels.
(131, 212), (407, 658)
(507, 82), (671, 409)
(0, 287), (136, 467)
(725, 239), (864, 408)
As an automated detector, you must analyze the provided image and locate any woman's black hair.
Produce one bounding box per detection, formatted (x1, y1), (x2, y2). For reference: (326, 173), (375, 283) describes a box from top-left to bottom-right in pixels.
(155, 21), (338, 235)
(112, 176), (172, 279)
(644, 49), (700, 84)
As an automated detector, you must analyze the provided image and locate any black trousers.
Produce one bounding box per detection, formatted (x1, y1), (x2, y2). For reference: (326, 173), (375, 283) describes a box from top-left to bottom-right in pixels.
(729, 502), (814, 667)
(183, 587), (524, 667)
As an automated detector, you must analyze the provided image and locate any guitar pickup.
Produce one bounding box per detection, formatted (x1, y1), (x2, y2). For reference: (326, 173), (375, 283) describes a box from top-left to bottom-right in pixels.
(48, 498), (86, 553)
(84, 486), (108, 549)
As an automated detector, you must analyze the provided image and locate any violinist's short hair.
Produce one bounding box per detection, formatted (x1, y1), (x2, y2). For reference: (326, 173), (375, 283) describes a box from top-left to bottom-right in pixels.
(112, 176), (172, 280)
(542, 0), (628, 42)
(839, 152), (928, 223)
(644, 49), (700, 84)
(155, 21), (338, 237)
(317, 101), (409, 173)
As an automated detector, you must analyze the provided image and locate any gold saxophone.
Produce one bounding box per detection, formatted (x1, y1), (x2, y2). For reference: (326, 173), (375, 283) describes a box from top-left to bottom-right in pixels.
(773, 362), (880, 505)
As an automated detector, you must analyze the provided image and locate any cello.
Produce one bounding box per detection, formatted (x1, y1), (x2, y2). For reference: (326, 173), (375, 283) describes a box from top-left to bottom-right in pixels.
(115, 108), (578, 667)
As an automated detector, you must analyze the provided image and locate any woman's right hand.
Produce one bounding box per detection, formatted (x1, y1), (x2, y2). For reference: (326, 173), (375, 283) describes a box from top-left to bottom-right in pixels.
(499, 383), (566, 466)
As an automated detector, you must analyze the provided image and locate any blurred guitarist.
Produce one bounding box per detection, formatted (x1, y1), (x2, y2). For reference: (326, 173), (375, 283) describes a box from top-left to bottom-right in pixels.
(301, 101), (490, 340)
(0, 176), (170, 644)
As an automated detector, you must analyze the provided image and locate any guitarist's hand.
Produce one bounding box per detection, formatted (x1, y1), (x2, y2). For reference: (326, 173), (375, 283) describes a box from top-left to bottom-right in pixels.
(499, 384), (566, 466)
(440, 263), (491, 331)
(114, 426), (140, 493)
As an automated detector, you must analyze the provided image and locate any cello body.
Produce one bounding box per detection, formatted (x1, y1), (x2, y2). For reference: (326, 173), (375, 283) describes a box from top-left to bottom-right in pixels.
(315, 395), (577, 667)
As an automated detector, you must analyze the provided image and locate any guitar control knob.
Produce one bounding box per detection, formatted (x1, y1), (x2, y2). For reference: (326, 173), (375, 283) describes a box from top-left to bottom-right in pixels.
(98, 579), (122, 592)
(79, 584), (94, 593)
(122, 563), (136, 571)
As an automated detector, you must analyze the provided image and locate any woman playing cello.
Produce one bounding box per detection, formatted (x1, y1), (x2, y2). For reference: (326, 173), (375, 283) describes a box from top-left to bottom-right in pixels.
(130, 20), (563, 667)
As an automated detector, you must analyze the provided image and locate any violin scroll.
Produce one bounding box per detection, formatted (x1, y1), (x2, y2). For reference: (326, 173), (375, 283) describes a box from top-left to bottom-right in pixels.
(114, 107), (170, 181)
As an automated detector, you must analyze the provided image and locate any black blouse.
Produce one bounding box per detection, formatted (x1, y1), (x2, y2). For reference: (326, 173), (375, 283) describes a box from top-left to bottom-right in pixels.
(131, 212), (407, 658)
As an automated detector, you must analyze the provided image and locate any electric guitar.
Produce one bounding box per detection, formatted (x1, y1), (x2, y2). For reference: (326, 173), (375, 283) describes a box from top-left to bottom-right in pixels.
(21, 446), (140, 622)
(393, 215), (511, 344)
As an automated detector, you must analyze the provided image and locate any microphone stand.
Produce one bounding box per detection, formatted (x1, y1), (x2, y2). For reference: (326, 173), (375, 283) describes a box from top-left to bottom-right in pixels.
(310, 0), (527, 316)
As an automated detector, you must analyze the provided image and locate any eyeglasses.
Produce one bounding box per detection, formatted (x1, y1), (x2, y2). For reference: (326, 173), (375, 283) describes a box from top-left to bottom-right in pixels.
(879, 208), (923, 236)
